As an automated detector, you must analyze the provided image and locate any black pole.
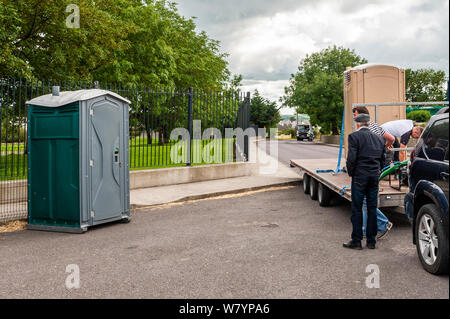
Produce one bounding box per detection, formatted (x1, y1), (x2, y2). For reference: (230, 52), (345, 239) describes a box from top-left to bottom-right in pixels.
(187, 87), (193, 166)
(244, 92), (251, 161)
(447, 80), (449, 102)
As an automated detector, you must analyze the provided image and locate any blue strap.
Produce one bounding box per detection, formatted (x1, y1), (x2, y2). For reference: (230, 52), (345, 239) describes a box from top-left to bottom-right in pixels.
(316, 169), (334, 173)
(382, 161), (402, 172)
(316, 106), (346, 176)
(334, 104), (346, 175)
(340, 184), (351, 197)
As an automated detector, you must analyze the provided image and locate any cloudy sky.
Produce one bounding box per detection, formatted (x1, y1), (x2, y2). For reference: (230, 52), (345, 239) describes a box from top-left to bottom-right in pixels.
(174, 0), (449, 114)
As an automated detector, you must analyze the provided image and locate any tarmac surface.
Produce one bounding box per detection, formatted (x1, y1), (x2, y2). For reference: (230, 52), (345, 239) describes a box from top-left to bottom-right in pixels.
(258, 140), (340, 167)
(1, 186), (448, 299)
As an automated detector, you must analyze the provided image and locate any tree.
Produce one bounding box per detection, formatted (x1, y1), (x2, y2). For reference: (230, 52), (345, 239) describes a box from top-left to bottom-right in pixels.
(406, 68), (448, 102)
(0, 0), (134, 81)
(250, 90), (280, 128)
(283, 45), (367, 135)
(0, 0), (237, 150)
(0, 0), (231, 89)
(0, 2), (32, 78)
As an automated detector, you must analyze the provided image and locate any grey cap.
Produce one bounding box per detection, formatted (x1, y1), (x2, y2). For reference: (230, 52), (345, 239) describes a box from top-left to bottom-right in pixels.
(355, 113), (371, 123)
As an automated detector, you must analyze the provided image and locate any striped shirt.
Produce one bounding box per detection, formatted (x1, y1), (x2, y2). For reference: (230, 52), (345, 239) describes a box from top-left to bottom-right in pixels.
(369, 121), (386, 137)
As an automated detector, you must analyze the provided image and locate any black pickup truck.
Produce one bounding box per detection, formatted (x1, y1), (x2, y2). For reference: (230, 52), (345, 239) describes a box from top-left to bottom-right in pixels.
(296, 124), (314, 141)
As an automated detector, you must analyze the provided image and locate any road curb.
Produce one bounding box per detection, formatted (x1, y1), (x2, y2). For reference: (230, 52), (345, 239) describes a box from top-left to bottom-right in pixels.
(313, 142), (341, 148)
(253, 140), (341, 148)
(130, 180), (301, 209)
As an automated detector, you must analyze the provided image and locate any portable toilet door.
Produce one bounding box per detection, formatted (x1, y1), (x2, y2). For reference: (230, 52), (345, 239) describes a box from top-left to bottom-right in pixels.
(86, 93), (130, 224)
(26, 88), (131, 233)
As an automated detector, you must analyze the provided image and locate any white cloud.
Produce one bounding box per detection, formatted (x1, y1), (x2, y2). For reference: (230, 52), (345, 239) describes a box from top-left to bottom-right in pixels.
(175, 0), (449, 109)
(241, 79), (289, 101)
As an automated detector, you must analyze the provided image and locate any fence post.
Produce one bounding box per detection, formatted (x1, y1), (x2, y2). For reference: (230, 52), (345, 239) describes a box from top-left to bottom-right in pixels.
(447, 81), (449, 102)
(187, 87), (193, 166)
(244, 92), (251, 161)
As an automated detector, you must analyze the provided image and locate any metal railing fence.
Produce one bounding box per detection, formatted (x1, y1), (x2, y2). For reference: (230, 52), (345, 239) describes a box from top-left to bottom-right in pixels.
(0, 78), (251, 223)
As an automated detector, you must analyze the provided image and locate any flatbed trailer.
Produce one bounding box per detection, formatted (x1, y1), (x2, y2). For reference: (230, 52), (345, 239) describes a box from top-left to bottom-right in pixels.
(290, 158), (407, 211)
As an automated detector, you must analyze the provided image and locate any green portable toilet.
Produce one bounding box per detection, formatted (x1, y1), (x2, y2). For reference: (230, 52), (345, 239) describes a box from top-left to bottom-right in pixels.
(26, 87), (131, 233)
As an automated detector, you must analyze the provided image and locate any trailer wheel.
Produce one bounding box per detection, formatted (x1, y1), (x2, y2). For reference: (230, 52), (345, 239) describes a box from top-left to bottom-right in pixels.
(310, 178), (319, 200)
(318, 183), (332, 207)
(303, 174), (311, 194)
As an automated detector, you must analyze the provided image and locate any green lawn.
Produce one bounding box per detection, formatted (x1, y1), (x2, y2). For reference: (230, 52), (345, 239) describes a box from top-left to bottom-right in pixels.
(1, 143), (25, 153)
(130, 138), (237, 170)
(1, 139), (239, 180)
(0, 153), (27, 180)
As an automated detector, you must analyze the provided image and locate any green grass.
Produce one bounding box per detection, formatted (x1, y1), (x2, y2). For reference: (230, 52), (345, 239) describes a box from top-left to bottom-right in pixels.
(1, 143), (25, 153)
(0, 153), (27, 180)
(129, 138), (237, 170)
(1, 139), (239, 180)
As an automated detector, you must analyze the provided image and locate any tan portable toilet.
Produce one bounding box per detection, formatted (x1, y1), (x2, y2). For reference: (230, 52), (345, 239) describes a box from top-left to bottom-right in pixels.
(343, 63), (406, 157)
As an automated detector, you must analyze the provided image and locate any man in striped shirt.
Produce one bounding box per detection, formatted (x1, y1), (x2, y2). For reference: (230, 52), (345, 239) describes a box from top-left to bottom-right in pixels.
(352, 106), (395, 239)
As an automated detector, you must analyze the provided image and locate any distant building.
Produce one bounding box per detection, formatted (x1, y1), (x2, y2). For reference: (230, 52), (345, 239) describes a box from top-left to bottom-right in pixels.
(278, 119), (296, 130)
(278, 114), (310, 130)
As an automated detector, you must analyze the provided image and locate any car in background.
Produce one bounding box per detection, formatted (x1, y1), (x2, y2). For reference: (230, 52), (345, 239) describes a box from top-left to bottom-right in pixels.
(296, 124), (314, 141)
(405, 107), (449, 275)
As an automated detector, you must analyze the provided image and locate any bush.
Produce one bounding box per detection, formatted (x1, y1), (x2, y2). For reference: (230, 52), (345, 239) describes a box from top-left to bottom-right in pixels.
(407, 110), (431, 123)
(1, 124), (26, 143)
(279, 128), (296, 138)
(290, 128), (296, 138)
(313, 126), (321, 139)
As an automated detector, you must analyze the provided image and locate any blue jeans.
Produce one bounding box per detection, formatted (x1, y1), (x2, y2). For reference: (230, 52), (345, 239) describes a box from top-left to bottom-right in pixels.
(351, 176), (379, 244)
(362, 198), (389, 235)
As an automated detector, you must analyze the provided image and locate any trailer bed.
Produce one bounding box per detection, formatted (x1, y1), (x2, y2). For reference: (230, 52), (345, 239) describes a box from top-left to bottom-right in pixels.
(290, 158), (407, 209)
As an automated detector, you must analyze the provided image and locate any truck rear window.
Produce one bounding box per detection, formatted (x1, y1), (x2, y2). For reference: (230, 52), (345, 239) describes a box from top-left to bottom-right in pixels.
(422, 118), (449, 162)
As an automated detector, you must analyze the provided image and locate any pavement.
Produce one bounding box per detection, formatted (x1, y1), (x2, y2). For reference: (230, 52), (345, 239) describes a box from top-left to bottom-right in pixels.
(131, 140), (305, 208)
(131, 175), (300, 207)
(130, 140), (343, 208)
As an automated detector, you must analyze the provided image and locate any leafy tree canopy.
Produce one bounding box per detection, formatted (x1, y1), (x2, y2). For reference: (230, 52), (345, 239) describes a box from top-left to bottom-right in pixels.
(282, 45), (367, 135)
(406, 68), (448, 102)
(250, 90), (280, 128)
(0, 0), (231, 89)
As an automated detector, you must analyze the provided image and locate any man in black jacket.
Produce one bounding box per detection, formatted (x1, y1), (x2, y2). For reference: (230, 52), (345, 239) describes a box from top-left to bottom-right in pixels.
(344, 114), (385, 250)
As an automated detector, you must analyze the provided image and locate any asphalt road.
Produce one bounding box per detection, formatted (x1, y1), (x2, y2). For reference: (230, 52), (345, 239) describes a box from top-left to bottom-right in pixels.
(256, 140), (340, 168)
(0, 186), (447, 299)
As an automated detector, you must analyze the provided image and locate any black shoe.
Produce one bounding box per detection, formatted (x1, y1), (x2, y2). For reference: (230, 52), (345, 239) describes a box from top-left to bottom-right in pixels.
(343, 241), (362, 250)
(367, 243), (376, 249)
